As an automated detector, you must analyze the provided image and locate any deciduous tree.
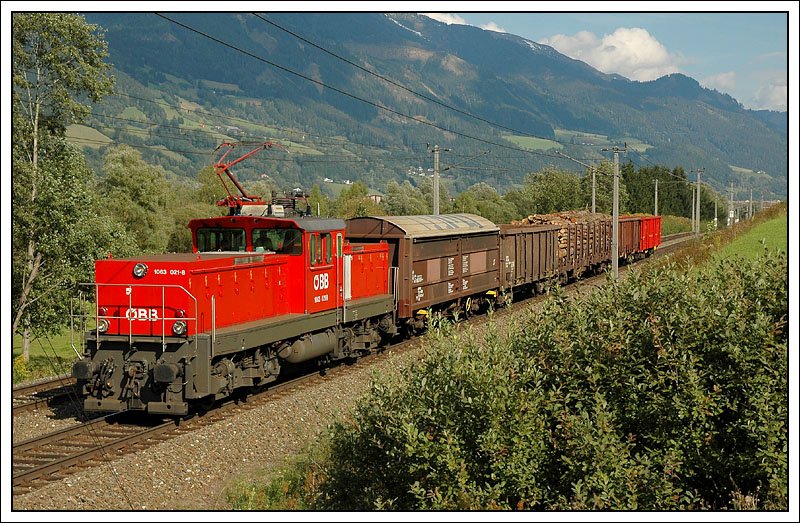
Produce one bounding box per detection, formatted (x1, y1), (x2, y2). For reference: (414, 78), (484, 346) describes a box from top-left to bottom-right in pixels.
(99, 145), (172, 253)
(453, 183), (517, 224)
(13, 13), (115, 360)
(332, 181), (385, 218)
(384, 180), (428, 216)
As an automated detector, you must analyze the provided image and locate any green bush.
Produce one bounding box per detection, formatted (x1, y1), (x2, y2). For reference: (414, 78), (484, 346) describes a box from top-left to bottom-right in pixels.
(227, 453), (324, 510)
(660, 214), (692, 236)
(305, 247), (787, 510)
(13, 355), (32, 383)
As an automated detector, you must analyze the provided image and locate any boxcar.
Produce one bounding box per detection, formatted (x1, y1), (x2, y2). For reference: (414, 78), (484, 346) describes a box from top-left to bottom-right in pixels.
(346, 214), (500, 319)
(638, 215), (662, 253)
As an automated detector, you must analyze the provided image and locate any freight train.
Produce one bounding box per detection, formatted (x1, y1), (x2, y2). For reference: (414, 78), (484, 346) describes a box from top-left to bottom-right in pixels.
(71, 207), (661, 415)
(70, 141), (661, 415)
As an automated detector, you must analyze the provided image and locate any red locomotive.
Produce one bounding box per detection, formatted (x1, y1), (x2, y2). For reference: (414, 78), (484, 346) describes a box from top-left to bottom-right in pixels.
(72, 143), (661, 415)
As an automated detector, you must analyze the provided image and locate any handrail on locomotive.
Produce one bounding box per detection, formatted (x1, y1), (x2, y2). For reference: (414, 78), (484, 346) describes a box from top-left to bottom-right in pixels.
(72, 282), (199, 349)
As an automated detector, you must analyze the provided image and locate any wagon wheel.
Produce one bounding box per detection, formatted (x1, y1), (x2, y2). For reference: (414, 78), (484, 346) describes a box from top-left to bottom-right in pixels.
(195, 395), (216, 415)
(464, 297), (474, 319)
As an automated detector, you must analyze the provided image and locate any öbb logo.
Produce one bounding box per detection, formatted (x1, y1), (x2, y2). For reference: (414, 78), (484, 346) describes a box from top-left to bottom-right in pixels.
(126, 308), (158, 321)
(313, 273), (329, 291)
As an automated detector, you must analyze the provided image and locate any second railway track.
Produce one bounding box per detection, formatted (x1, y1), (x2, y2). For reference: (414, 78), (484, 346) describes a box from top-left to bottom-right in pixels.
(13, 375), (78, 416)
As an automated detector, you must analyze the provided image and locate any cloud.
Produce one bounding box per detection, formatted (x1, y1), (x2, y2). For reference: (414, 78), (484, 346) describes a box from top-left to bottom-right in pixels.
(541, 27), (682, 81)
(480, 22), (507, 33)
(701, 71), (737, 92)
(754, 51), (786, 62)
(421, 13), (506, 33)
(750, 77), (787, 111)
(421, 13), (467, 25)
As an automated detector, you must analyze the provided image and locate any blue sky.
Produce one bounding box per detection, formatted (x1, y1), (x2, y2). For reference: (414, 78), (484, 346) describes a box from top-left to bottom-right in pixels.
(424, 10), (790, 111)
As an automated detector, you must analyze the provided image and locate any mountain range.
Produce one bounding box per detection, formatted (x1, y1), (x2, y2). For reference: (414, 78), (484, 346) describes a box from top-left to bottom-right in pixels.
(77, 12), (788, 199)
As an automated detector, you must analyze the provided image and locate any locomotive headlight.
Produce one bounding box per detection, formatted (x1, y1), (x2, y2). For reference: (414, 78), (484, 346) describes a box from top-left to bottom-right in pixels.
(175, 308), (186, 318)
(172, 320), (187, 336)
(97, 319), (110, 333)
(98, 307), (108, 317)
(133, 263), (148, 278)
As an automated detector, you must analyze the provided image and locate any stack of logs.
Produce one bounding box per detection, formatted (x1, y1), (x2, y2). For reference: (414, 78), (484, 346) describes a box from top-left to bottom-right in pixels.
(511, 210), (611, 263)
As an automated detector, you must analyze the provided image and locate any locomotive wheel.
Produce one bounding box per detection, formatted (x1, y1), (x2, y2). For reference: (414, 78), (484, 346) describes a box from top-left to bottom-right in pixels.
(195, 396), (216, 414)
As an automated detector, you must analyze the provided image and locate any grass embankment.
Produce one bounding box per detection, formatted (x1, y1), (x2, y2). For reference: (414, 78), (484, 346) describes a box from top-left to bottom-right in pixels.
(717, 213), (787, 259)
(660, 215), (729, 237)
(660, 215), (691, 235)
(228, 203), (788, 510)
(13, 330), (82, 383)
(667, 202), (787, 268)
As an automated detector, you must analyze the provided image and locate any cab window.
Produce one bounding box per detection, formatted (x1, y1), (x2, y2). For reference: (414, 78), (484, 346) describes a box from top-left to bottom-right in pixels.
(196, 228), (246, 252)
(309, 233), (332, 265)
(322, 233), (332, 264)
(252, 228), (302, 255)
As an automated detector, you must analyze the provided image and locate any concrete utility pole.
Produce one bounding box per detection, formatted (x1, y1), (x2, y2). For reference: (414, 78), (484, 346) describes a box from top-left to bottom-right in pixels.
(749, 188), (753, 219)
(714, 197), (718, 230)
(433, 145), (440, 215)
(610, 145), (624, 281)
(694, 168), (703, 239)
(691, 185), (696, 233)
(654, 179), (658, 216)
(729, 181), (734, 227)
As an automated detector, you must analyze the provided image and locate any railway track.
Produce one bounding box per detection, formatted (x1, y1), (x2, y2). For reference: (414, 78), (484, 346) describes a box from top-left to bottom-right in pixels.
(13, 231), (697, 496)
(12, 413), (174, 496)
(13, 375), (78, 416)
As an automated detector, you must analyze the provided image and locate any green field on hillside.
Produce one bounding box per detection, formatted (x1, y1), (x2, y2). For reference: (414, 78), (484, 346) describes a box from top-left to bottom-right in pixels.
(120, 105), (147, 121)
(729, 164), (755, 174)
(503, 134), (562, 151)
(200, 79), (242, 92)
(66, 124), (113, 147)
(553, 128), (609, 144)
(622, 139), (651, 152)
(552, 129), (650, 152)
